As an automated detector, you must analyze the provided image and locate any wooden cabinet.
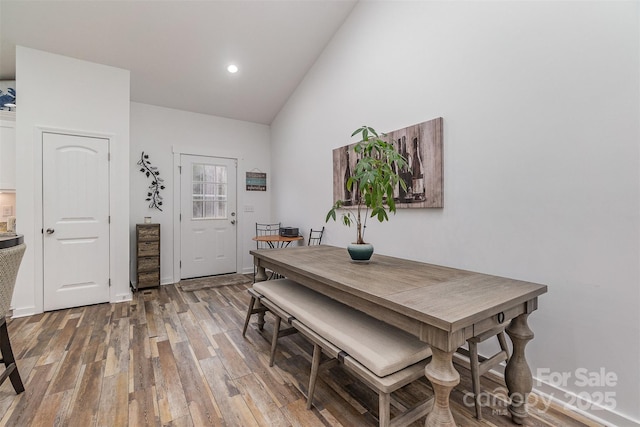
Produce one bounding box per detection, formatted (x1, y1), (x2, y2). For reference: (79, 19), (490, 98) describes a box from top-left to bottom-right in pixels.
(136, 224), (160, 289)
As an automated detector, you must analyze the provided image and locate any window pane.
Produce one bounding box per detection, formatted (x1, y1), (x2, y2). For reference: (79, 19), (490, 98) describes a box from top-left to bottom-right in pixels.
(204, 201), (215, 218)
(193, 164), (204, 182)
(192, 200), (203, 218)
(191, 162), (229, 219)
(204, 165), (215, 182)
(216, 166), (227, 183)
(215, 201), (227, 218)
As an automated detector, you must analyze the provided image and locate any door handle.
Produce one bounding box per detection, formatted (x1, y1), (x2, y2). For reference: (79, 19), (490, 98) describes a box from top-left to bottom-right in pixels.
(46, 228), (55, 234)
(230, 220), (236, 225)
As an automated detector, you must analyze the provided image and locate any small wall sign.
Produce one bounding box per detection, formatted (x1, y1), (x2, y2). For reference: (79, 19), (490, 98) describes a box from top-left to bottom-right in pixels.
(246, 172), (267, 191)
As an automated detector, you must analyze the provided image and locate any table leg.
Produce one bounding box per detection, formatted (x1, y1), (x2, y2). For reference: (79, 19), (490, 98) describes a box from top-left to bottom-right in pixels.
(505, 313), (534, 425)
(425, 347), (460, 427)
(255, 264), (268, 282)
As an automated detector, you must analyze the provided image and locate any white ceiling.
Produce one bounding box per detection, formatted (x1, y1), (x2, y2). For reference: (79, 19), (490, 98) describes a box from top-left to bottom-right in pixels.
(0, 0), (357, 124)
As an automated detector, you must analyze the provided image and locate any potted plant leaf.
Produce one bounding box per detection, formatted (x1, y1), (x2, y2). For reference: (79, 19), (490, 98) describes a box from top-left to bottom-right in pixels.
(326, 125), (408, 261)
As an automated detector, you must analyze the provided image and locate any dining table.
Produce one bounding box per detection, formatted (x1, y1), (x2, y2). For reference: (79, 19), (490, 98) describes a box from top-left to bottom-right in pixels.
(250, 244), (547, 427)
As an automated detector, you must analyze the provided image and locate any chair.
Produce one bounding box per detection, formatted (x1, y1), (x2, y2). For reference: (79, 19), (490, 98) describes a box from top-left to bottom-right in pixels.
(255, 222), (281, 249)
(255, 222), (285, 280)
(455, 325), (510, 420)
(0, 243), (26, 395)
(307, 227), (324, 246)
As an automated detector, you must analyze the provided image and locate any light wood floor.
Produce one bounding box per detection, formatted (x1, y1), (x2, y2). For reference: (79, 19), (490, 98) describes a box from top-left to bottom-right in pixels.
(0, 282), (601, 427)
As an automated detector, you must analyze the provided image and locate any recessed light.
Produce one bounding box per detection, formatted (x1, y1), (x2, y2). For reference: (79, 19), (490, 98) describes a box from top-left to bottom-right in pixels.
(227, 64), (238, 74)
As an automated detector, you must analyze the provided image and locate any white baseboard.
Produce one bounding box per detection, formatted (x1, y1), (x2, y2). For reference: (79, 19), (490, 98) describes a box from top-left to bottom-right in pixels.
(10, 305), (37, 318)
(111, 292), (132, 303)
(533, 379), (639, 427)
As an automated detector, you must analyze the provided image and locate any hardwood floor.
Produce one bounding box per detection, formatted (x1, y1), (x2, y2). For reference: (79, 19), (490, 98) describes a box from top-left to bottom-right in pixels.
(0, 282), (601, 427)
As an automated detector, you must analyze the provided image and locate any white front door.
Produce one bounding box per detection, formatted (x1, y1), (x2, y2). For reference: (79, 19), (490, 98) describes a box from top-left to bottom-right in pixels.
(43, 132), (110, 311)
(180, 155), (237, 279)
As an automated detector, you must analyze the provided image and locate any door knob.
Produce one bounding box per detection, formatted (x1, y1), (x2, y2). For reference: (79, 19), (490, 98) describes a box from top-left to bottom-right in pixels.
(46, 228), (55, 234)
(230, 220), (236, 225)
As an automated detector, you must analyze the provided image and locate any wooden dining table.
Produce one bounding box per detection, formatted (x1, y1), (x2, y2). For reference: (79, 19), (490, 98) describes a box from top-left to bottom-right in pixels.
(250, 245), (547, 427)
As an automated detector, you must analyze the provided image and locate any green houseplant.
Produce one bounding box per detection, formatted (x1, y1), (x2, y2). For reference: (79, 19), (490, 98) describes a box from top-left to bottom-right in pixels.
(326, 125), (408, 261)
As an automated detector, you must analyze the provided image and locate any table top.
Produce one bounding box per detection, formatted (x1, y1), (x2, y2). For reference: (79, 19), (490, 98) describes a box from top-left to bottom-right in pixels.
(252, 235), (303, 242)
(0, 233), (23, 249)
(251, 245), (547, 337)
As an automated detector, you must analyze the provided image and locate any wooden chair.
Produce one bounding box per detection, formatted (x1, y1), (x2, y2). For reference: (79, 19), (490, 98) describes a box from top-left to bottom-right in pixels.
(307, 227), (324, 246)
(455, 325), (510, 420)
(0, 243), (26, 395)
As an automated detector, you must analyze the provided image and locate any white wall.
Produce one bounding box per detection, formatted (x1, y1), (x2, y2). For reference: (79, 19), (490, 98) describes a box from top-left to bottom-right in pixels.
(271, 1), (639, 425)
(15, 46), (131, 314)
(130, 102), (271, 283)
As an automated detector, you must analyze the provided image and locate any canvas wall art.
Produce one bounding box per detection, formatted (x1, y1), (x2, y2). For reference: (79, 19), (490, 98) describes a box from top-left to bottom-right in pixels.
(332, 117), (443, 208)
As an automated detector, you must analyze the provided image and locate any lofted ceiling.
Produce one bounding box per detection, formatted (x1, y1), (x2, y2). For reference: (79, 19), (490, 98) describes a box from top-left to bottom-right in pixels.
(0, 0), (357, 124)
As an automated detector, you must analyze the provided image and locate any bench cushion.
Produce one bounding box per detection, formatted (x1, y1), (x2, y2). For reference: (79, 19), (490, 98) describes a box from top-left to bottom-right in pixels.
(253, 279), (431, 377)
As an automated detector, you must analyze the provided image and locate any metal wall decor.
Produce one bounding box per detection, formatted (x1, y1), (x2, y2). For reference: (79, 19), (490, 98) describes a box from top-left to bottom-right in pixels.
(137, 152), (165, 211)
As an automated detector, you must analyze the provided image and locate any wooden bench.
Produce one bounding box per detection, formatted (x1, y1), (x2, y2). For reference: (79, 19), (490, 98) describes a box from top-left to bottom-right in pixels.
(245, 278), (434, 427)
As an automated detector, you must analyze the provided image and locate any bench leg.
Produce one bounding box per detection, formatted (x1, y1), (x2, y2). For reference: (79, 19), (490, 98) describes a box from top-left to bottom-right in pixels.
(306, 343), (322, 410)
(379, 392), (391, 427)
(242, 296), (269, 337)
(242, 295), (257, 337)
(269, 316), (282, 367)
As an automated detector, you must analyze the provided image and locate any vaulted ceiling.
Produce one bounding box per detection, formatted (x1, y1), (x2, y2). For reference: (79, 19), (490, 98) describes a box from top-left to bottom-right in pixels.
(0, 0), (357, 124)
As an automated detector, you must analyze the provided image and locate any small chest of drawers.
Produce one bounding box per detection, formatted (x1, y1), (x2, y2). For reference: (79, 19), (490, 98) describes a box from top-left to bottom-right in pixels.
(136, 224), (160, 289)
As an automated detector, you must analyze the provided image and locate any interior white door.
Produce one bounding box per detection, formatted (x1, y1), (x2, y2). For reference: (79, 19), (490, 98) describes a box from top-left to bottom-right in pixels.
(180, 155), (237, 279)
(43, 132), (110, 311)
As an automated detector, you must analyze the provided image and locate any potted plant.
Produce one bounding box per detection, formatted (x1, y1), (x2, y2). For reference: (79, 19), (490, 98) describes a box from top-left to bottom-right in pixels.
(326, 125), (408, 261)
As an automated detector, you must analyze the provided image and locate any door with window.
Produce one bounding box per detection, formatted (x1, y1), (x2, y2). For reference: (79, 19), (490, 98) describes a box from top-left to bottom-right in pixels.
(180, 155), (237, 279)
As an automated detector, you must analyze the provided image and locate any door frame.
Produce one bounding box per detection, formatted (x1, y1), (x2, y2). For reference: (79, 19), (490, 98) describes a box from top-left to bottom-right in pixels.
(34, 126), (115, 314)
(172, 146), (244, 284)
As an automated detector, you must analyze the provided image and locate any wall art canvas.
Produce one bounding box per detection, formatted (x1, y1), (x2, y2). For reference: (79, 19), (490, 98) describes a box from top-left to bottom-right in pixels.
(332, 117), (443, 208)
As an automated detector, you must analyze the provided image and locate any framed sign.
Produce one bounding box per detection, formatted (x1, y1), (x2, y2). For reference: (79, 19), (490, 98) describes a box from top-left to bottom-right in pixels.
(246, 171), (267, 191)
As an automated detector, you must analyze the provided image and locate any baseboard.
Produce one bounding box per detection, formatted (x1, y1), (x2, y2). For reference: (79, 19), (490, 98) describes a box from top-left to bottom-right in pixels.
(111, 292), (132, 303)
(533, 379), (639, 427)
(10, 305), (37, 318)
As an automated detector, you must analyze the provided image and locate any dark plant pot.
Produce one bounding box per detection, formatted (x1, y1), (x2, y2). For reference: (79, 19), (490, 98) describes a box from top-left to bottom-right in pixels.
(347, 243), (374, 261)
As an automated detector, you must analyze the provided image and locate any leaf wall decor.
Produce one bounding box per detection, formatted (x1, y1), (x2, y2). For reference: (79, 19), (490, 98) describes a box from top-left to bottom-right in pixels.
(137, 151), (165, 211)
